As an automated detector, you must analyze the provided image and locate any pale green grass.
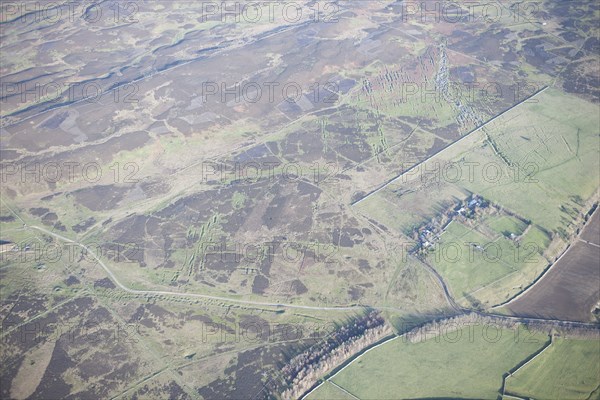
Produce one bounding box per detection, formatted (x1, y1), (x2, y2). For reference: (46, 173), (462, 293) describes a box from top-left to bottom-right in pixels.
(356, 183), (467, 235)
(306, 381), (356, 400)
(328, 325), (547, 399)
(458, 89), (600, 233)
(506, 338), (600, 400)
(428, 217), (551, 307)
(429, 221), (530, 300)
(520, 224), (552, 250)
(487, 215), (528, 237)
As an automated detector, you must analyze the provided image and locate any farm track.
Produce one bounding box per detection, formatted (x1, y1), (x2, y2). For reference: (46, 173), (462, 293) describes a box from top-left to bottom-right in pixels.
(22, 223), (600, 331)
(4, 209), (598, 400)
(418, 257), (463, 313)
(26, 224), (362, 312)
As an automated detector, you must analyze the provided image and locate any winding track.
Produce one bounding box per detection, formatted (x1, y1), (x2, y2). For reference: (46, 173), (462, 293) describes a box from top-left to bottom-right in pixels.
(28, 224), (362, 312)
(26, 223), (600, 330)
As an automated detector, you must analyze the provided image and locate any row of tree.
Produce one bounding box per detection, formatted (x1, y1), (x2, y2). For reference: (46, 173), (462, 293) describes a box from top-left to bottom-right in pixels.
(280, 311), (391, 400)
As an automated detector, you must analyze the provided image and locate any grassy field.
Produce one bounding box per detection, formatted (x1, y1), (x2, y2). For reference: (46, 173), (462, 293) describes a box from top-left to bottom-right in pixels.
(361, 88), (599, 234)
(305, 381), (355, 400)
(486, 215), (528, 237)
(457, 88), (600, 234)
(427, 217), (549, 308)
(505, 338), (600, 400)
(428, 220), (514, 299)
(355, 180), (468, 235)
(308, 325), (548, 399)
(356, 88), (599, 309)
